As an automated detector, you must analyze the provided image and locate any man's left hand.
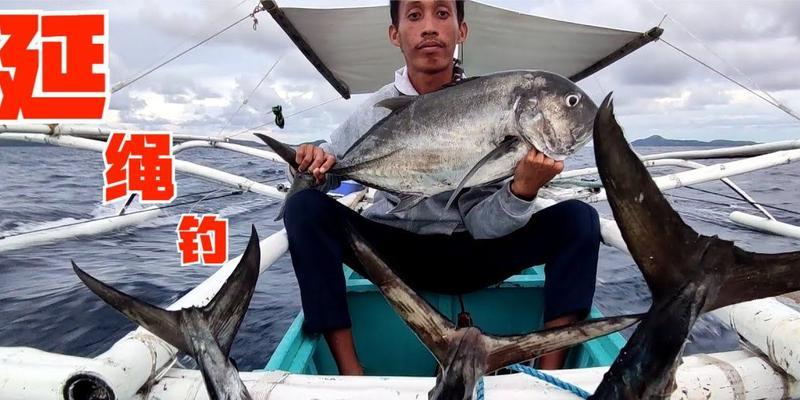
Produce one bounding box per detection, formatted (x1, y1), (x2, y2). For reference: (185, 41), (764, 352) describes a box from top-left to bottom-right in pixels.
(510, 148), (563, 201)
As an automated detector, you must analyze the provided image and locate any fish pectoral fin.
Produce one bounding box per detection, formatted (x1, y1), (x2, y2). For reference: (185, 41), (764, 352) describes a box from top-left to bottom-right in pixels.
(343, 223), (456, 363)
(72, 262), (189, 353)
(254, 133), (299, 170)
(485, 313), (642, 372)
(443, 135), (522, 212)
(373, 95), (416, 111)
(201, 225), (262, 356)
(388, 194), (426, 214)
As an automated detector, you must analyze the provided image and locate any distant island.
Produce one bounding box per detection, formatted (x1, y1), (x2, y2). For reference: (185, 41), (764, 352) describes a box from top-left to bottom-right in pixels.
(631, 135), (758, 147)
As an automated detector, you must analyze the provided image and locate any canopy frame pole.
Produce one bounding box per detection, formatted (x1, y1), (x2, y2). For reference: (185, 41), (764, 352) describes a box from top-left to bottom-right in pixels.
(261, 0), (351, 99)
(570, 26), (663, 82)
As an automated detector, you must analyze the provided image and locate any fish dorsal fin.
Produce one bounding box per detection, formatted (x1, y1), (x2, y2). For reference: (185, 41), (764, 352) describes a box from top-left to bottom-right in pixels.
(443, 136), (522, 212)
(254, 133), (299, 170)
(440, 75), (482, 89)
(373, 95), (416, 111)
(73, 226), (262, 358)
(388, 193), (426, 214)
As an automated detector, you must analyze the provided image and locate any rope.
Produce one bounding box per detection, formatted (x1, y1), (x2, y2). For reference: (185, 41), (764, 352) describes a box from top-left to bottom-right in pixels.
(646, 0), (794, 115)
(507, 364), (591, 398)
(476, 364), (590, 399)
(112, 5), (265, 94)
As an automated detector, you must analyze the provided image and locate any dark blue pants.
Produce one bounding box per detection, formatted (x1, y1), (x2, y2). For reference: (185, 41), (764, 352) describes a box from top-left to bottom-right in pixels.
(284, 189), (600, 334)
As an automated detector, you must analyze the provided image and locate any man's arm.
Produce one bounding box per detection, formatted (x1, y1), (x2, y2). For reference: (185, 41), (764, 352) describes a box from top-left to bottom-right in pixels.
(459, 148), (564, 239)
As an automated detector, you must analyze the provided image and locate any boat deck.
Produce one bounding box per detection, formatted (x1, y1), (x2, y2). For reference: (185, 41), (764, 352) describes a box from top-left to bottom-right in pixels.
(265, 266), (625, 376)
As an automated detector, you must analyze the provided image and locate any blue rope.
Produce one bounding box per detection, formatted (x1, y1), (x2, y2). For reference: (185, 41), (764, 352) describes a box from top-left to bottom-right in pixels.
(475, 364), (590, 400)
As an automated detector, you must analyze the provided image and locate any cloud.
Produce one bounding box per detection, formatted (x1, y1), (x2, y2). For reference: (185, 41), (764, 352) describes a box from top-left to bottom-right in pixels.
(2, 0), (793, 142)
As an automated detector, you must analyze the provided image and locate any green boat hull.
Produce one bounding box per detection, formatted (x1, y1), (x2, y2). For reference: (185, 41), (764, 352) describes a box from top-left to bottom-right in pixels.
(266, 266), (625, 375)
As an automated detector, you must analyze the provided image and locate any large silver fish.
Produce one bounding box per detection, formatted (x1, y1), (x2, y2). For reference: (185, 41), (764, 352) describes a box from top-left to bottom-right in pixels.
(71, 226), (262, 400)
(590, 95), (800, 399)
(256, 70), (597, 217)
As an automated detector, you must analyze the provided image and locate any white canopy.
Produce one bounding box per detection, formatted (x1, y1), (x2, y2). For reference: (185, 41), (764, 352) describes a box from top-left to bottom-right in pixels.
(263, 1), (661, 98)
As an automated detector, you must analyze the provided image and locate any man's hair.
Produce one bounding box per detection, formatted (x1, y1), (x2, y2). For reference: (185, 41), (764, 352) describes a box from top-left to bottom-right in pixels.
(390, 1), (465, 26)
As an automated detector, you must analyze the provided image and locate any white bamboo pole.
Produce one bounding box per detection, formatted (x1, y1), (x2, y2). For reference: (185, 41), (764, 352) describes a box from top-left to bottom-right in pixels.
(0, 207), (161, 253)
(640, 139), (800, 161)
(729, 211), (800, 240)
(712, 298), (800, 381)
(0, 133), (286, 200)
(0, 124), (228, 143)
(558, 149), (800, 204)
(556, 158), (775, 219)
(172, 140), (285, 164)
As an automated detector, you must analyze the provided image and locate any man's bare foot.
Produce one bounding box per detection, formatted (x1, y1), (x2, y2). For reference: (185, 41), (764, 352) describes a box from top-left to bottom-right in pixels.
(537, 314), (580, 370)
(324, 328), (364, 375)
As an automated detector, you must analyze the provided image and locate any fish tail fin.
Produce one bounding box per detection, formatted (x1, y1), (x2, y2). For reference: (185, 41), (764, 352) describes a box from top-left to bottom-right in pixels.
(594, 93), (700, 300)
(72, 226), (262, 357)
(342, 222), (456, 363)
(486, 314), (642, 371)
(254, 132), (299, 170)
(592, 93), (800, 398)
(252, 133), (320, 221)
(594, 93), (800, 308)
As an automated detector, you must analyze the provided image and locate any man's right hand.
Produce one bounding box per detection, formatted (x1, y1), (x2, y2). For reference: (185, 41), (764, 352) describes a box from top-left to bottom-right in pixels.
(296, 144), (336, 184)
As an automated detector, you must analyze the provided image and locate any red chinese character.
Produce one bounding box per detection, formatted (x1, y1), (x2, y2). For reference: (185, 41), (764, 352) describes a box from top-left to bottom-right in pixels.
(103, 132), (176, 203)
(176, 214), (229, 266)
(0, 12), (107, 121)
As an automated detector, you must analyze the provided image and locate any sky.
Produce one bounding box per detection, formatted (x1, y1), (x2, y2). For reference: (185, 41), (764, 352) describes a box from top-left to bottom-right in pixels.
(6, 0), (800, 144)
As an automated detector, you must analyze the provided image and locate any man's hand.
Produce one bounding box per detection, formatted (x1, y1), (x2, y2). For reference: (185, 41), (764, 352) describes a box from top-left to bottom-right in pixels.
(510, 148), (564, 200)
(296, 144), (336, 184)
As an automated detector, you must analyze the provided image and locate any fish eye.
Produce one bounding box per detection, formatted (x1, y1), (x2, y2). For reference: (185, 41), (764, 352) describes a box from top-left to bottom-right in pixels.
(565, 94), (581, 107)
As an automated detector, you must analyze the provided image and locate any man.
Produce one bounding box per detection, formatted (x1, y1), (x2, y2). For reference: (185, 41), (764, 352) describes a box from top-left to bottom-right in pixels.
(283, 0), (600, 375)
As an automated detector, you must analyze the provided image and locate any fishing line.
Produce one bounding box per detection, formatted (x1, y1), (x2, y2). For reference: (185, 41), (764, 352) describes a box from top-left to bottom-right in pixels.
(228, 96), (343, 138)
(660, 39), (800, 122)
(117, 0), (252, 93)
(219, 53), (286, 138)
(0, 174), (288, 239)
(112, 4), (265, 94)
(682, 186), (800, 217)
(646, 0), (794, 117)
(0, 191), (245, 240)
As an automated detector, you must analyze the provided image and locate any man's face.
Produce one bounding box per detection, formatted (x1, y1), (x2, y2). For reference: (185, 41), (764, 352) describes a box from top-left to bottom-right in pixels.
(389, 0), (468, 74)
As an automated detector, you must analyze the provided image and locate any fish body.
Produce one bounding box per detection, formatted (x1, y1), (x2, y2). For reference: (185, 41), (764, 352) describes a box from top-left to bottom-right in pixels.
(257, 70), (597, 216)
(71, 226), (262, 400)
(590, 95), (800, 399)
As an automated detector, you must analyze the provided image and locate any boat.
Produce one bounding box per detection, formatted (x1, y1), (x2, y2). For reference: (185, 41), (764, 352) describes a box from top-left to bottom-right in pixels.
(1, 1), (800, 399)
(266, 266), (625, 376)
